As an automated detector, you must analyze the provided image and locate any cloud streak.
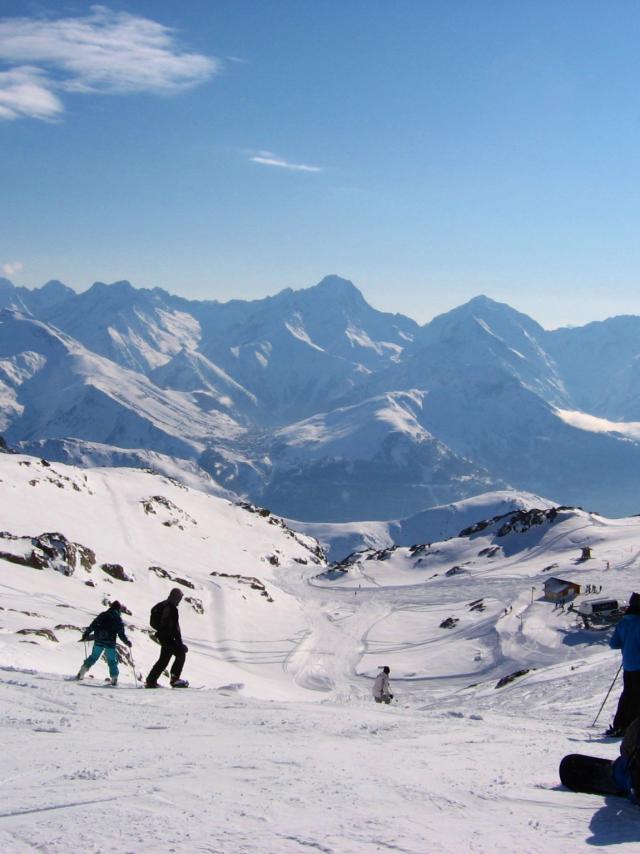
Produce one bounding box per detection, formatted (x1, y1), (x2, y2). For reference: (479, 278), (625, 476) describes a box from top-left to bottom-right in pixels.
(2, 260), (24, 276)
(0, 66), (62, 120)
(250, 151), (322, 173)
(0, 5), (218, 120)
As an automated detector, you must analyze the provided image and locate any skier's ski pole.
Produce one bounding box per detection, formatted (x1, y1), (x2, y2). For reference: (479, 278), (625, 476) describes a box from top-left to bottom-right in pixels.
(130, 654), (139, 689)
(591, 663), (623, 728)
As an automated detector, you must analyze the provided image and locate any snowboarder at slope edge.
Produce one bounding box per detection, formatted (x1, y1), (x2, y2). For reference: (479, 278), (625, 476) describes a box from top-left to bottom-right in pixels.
(146, 588), (189, 688)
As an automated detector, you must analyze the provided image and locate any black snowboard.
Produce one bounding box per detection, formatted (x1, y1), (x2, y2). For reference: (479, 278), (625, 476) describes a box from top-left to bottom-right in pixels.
(559, 753), (624, 796)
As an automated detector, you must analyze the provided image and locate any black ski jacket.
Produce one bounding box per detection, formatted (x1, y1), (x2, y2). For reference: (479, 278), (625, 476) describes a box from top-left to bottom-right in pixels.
(86, 609), (130, 649)
(156, 601), (182, 645)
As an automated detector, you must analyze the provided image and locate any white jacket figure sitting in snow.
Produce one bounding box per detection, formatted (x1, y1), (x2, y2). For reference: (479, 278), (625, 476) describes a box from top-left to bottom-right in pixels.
(373, 666), (393, 704)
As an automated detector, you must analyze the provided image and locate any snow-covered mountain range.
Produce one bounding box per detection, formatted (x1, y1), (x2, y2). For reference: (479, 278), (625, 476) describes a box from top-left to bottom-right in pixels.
(2, 274), (640, 520)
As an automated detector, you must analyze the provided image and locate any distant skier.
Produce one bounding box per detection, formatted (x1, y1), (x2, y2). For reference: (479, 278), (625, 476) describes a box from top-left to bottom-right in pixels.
(373, 665), (393, 704)
(607, 592), (640, 736)
(76, 601), (132, 686)
(146, 588), (189, 688)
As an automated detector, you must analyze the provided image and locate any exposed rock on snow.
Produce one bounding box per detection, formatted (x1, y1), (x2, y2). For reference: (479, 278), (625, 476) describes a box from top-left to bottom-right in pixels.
(16, 627), (58, 642)
(0, 531), (95, 575)
(148, 565), (196, 589)
(459, 506), (571, 538)
(210, 570), (274, 602)
(495, 668), (532, 689)
(100, 563), (134, 582)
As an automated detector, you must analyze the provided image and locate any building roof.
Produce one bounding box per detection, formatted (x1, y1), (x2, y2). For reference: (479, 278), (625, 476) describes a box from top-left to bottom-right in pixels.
(543, 577), (577, 593)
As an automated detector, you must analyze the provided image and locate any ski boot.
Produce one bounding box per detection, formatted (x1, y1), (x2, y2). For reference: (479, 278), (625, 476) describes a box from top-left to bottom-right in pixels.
(605, 725), (625, 738)
(170, 677), (189, 688)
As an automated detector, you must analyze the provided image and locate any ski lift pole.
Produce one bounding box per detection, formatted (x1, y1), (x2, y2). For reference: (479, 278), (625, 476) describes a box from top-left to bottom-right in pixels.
(591, 663), (623, 728)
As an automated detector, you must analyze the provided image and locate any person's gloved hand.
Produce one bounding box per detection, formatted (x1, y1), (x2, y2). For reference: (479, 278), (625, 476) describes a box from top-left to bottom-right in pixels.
(182, 643), (189, 653)
(126, 639), (132, 648)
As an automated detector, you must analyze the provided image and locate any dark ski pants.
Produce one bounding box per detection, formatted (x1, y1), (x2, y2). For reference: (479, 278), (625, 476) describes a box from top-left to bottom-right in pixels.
(613, 669), (640, 732)
(147, 639), (186, 685)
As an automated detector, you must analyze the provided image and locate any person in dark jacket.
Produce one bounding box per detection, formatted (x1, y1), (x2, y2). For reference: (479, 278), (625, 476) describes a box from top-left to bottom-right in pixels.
(76, 601), (132, 686)
(607, 592), (640, 736)
(146, 588), (189, 688)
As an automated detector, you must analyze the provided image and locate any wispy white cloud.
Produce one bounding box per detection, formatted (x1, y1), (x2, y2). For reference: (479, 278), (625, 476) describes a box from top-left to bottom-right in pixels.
(0, 5), (218, 120)
(250, 150), (322, 173)
(2, 260), (24, 276)
(0, 66), (62, 120)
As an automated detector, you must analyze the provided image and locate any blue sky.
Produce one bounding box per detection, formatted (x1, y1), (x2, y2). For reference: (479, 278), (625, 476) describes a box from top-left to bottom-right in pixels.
(1, 1), (639, 328)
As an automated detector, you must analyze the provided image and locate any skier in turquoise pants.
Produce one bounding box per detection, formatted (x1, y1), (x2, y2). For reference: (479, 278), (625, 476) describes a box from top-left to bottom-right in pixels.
(77, 601), (132, 686)
(82, 643), (120, 679)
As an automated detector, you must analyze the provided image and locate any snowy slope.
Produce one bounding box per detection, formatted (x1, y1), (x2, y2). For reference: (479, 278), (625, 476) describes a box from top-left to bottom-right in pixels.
(3, 452), (640, 850)
(34, 280), (201, 373)
(12, 437), (233, 499)
(0, 310), (245, 457)
(149, 346), (258, 420)
(407, 294), (568, 405)
(548, 315), (640, 419)
(290, 489), (556, 561)
(262, 390), (499, 521)
(313, 504), (638, 683)
(194, 275), (418, 424)
(0, 453), (324, 699)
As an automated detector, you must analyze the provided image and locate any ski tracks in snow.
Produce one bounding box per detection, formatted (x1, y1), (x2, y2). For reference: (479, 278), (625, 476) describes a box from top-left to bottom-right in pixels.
(279, 568), (389, 698)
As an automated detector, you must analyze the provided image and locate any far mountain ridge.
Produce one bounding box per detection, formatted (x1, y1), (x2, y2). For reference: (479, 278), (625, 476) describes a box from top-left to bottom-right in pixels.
(4, 272), (638, 335)
(3, 275), (640, 519)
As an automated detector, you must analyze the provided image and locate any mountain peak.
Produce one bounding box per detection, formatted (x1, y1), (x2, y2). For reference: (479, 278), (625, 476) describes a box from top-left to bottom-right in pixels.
(89, 279), (135, 294)
(41, 279), (72, 294)
(316, 274), (357, 288)
(431, 294), (544, 334)
(313, 275), (362, 296)
(461, 294), (518, 315)
(466, 294), (496, 308)
(272, 275), (368, 310)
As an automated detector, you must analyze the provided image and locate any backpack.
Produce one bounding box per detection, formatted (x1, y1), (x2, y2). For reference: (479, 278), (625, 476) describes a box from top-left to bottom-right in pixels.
(150, 601), (165, 631)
